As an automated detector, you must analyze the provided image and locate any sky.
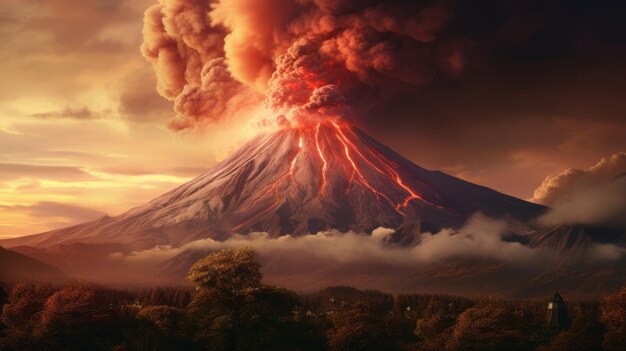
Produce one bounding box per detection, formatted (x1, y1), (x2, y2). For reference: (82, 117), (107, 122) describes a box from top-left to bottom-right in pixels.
(1, 0), (625, 238)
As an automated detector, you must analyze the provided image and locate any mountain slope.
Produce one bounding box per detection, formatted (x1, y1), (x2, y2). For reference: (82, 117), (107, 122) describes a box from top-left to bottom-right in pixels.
(1, 121), (546, 251)
(0, 246), (68, 285)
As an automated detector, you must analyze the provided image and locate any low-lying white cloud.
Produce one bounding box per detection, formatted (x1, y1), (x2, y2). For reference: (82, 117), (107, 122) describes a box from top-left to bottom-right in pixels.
(111, 214), (540, 266)
(589, 243), (626, 261)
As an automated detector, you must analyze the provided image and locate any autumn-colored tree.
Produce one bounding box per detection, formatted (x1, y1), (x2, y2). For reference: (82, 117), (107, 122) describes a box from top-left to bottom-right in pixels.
(37, 281), (122, 350)
(326, 304), (395, 351)
(600, 286), (626, 350)
(187, 247), (324, 351)
(188, 247), (262, 293)
(448, 301), (529, 351)
(414, 297), (472, 351)
(0, 282), (55, 350)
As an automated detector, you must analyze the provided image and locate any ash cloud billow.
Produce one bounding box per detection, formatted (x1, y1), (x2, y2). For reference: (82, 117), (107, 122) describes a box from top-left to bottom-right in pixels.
(141, 0), (468, 130)
(169, 58), (260, 130)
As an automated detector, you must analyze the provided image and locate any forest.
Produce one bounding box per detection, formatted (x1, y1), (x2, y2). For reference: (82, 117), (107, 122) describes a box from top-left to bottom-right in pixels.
(1, 248), (625, 351)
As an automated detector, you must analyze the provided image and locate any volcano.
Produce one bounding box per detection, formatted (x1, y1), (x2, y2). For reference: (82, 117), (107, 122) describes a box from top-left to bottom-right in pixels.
(2, 120), (545, 251)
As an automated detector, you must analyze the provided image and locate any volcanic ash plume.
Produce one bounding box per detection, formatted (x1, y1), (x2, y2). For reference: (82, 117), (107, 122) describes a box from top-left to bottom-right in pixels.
(141, 0), (471, 130)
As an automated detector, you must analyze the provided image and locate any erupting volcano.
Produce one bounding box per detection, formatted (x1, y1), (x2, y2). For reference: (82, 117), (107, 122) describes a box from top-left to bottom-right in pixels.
(1, 0), (548, 261)
(216, 119), (451, 235)
(1, 117), (545, 251)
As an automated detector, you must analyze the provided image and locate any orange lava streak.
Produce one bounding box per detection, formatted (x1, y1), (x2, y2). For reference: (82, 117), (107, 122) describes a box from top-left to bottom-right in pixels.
(331, 121), (402, 214)
(314, 123), (328, 196)
(333, 121), (445, 211)
(359, 143), (445, 210)
(364, 144), (440, 210)
(334, 123), (393, 179)
(319, 126), (353, 194)
(289, 136), (302, 182)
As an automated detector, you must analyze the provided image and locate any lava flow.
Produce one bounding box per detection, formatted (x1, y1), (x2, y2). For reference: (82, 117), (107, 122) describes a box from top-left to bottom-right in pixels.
(327, 120), (444, 211)
(314, 123), (328, 195)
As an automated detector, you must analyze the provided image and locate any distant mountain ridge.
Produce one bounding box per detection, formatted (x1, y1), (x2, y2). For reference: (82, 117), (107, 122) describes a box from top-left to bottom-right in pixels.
(0, 246), (68, 285)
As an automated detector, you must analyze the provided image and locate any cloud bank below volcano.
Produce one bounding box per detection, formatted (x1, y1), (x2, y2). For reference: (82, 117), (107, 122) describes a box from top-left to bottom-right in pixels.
(112, 214), (541, 267)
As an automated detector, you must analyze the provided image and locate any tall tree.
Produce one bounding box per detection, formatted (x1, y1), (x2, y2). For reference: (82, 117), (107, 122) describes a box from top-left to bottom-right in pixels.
(326, 304), (395, 351)
(0, 282), (55, 350)
(414, 297), (473, 351)
(37, 281), (122, 350)
(448, 301), (530, 351)
(187, 247), (323, 351)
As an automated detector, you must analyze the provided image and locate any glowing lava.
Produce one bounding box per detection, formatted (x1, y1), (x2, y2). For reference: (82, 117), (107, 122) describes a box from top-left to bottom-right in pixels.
(329, 121), (402, 213)
(231, 118), (450, 231)
(314, 123), (328, 196)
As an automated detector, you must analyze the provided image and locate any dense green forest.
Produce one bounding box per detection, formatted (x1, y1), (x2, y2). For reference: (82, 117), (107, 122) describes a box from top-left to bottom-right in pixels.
(1, 248), (625, 351)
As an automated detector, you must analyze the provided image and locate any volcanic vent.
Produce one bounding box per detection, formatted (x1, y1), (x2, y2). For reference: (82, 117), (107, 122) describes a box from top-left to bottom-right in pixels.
(2, 118), (545, 251)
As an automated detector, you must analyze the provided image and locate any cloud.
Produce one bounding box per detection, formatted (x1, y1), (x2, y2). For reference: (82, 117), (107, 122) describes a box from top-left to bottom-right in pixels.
(0, 0), (146, 87)
(12, 0), (141, 54)
(0, 163), (95, 181)
(589, 243), (626, 261)
(113, 214), (540, 266)
(30, 107), (100, 120)
(0, 201), (106, 224)
(532, 152), (626, 204)
(533, 153), (626, 226)
(118, 68), (173, 123)
(95, 166), (207, 177)
(0, 0), (157, 125)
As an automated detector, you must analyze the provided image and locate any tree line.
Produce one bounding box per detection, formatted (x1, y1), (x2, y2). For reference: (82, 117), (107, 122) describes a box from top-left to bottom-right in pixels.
(1, 247), (625, 351)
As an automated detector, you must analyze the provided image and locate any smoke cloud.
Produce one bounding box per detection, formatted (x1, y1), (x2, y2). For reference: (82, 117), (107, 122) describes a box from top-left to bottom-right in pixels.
(141, 0), (262, 130)
(141, 0), (469, 130)
(533, 152), (626, 227)
(169, 58), (261, 130)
